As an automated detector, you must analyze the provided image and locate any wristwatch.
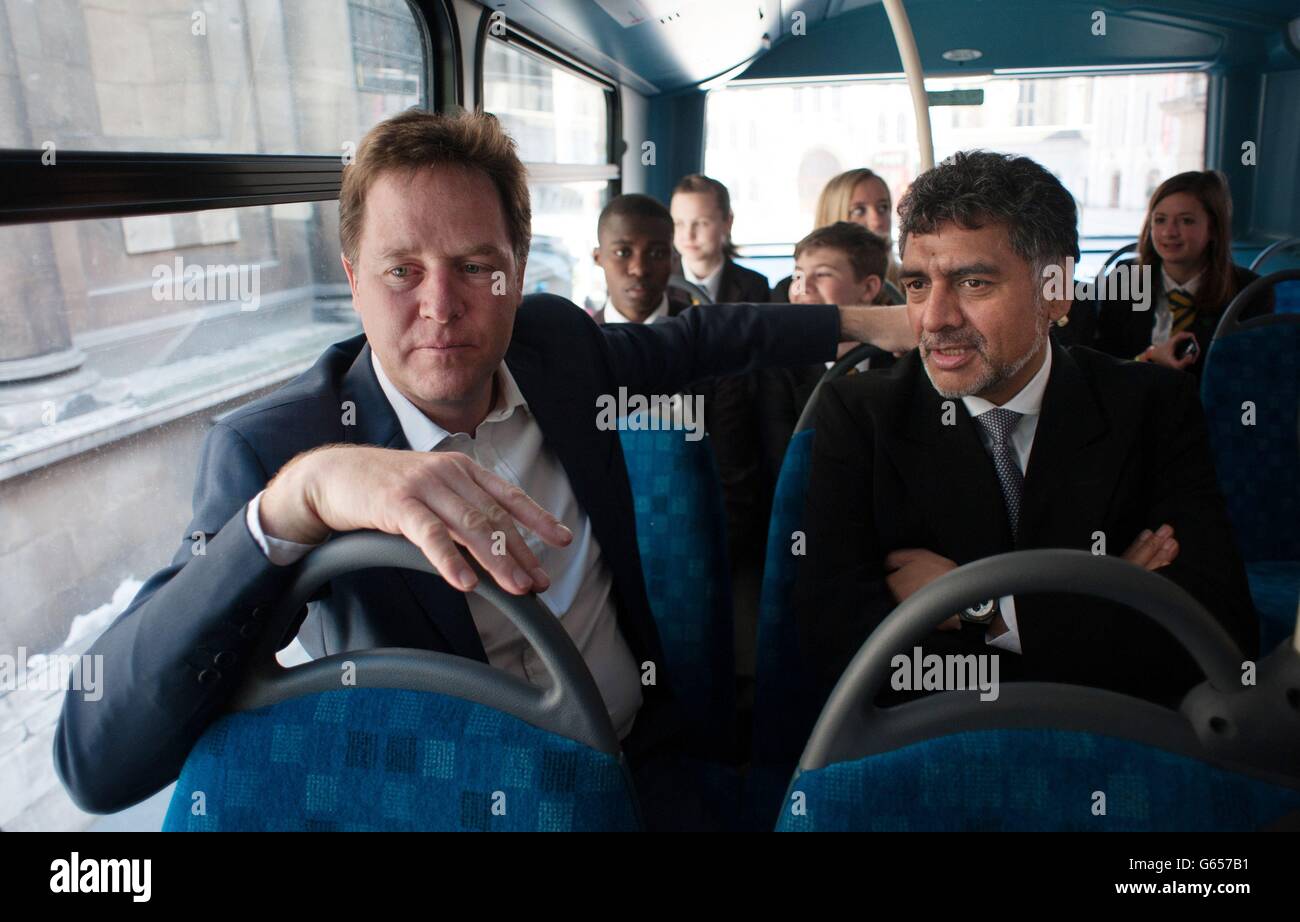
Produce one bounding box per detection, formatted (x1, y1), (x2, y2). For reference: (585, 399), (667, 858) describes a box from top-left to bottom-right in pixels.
(960, 598), (998, 625)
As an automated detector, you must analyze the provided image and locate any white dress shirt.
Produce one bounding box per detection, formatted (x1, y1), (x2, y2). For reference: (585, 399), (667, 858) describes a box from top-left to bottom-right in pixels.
(958, 343), (1054, 655)
(682, 260), (725, 303)
(602, 293), (670, 324)
(245, 352), (643, 738)
(1150, 267), (1203, 347)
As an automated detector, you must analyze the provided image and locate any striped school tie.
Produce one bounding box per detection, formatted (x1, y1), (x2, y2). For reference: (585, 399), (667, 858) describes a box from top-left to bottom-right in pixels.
(1168, 288), (1196, 334)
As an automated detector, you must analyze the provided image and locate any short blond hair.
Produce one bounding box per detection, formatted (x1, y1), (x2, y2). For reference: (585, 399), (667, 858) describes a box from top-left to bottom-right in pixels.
(339, 109), (531, 267)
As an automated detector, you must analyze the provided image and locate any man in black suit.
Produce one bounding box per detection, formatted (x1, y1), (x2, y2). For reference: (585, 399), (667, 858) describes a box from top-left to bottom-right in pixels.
(795, 150), (1258, 708)
(55, 110), (913, 826)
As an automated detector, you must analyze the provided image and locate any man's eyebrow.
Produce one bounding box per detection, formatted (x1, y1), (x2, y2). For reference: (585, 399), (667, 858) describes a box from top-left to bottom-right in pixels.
(458, 243), (511, 260)
(898, 262), (1003, 280)
(942, 262), (1002, 278)
(375, 242), (509, 261)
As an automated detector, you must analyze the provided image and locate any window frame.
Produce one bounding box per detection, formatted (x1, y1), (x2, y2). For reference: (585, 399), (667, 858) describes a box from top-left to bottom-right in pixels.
(0, 0), (459, 228)
(475, 17), (622, 196)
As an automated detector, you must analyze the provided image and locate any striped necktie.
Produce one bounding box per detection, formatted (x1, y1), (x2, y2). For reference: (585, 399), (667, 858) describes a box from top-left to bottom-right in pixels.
(1168, 288), (1196, 334)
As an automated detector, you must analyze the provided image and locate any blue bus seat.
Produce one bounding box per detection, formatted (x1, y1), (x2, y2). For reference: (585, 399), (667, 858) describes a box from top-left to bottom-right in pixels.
(162, 533), (641, 832)
(1202, 269), (1300, 649)
(777, 727), (1300, 831)
(775, 550), (1300, 832)
(746, 429), (825, 828)
(745, 345), (886, 829)
(163, 686), (640, 831)
(618, 419), (737, 763)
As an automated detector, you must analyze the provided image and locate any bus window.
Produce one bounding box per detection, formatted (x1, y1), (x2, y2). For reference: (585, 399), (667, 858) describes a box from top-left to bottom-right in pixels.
(483, 36), (618, 312)
(0, 0), (423, 155)
(706, 71), (1208, 278)
(0, 0), (427, 833)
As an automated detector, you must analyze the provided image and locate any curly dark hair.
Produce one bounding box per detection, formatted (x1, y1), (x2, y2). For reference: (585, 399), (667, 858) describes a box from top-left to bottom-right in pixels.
(897, 150), (1080, 268)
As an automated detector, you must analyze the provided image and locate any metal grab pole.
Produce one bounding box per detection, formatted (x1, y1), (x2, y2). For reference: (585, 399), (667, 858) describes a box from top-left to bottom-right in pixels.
(881, 0), (935, 171)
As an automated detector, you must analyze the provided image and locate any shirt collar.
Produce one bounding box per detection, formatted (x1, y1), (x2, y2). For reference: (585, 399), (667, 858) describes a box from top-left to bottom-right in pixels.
(961, 341), (1052, 420)
(603, 292), (670, 324)
(370, 349), (529, 451)
(1161, 266), (1204, 296)
(683, 261), (725, 301)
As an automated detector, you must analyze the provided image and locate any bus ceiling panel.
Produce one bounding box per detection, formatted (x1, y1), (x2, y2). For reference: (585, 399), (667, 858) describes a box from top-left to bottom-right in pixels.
(0, 152), (343, 227)
(483, 0), (781, 94)
(743, 0), (1292, 81)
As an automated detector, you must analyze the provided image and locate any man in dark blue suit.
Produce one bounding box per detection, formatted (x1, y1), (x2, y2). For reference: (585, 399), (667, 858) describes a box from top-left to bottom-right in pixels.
(55, 109), (912, 828)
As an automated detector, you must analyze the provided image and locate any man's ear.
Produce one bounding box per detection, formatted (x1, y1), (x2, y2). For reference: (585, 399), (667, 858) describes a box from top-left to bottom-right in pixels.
(592, 246), (602, 267)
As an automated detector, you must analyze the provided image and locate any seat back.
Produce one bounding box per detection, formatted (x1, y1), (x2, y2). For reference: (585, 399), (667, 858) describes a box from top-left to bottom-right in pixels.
(163, 686), (640, 831)
(747, 346), (883, 827)
(777, 550), (1300, 831)
(777, 727), (1300, 831)
(1201, 270), (1300, 563)
(618, 418), (736, 761)
(163, 532), (640, 831)
(1248, 240), (1300, 313)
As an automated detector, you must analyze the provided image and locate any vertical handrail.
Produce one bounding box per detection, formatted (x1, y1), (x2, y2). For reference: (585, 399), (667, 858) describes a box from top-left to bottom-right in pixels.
(881, 0), (935, 171)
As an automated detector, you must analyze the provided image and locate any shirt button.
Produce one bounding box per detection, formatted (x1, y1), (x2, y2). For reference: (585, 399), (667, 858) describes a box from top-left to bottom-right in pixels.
(214, 651), (238, 669)
(197, 668), (221, 685)
(239, 622), (260, 639)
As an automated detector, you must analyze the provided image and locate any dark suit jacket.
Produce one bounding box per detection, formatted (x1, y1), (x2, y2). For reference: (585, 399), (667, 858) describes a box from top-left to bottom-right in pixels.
(717, 259), (771, 306)
(757, 363), (823, 485)
(794, 342), (1258, 707)
(1091, 264), (1273, 377)
(56, 294), (840, 813)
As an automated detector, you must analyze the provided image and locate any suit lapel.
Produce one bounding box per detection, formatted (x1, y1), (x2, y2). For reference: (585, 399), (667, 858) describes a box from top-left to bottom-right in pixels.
(338, 341), (486, 662)
(1018, 342), (1113, 547)
(504, 337), (626, 571)
(890, 354), (1013, 561)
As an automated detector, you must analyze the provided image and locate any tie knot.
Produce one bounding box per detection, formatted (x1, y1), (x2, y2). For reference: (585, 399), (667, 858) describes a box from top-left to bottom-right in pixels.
(1168, 288), (1194, 311)
(976, 407), (1023, 446)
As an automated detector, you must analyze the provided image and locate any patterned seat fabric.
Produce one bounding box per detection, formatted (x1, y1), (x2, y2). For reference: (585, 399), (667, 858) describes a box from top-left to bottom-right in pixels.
(1274, 280), (1300, 314)
(618, 424), (736, 762)
(1201, 326), (1300, 563)
(162, 687), (640, 831)
(776, 729), (1300, 831)
(747, 430), (827, 828)
(1247, 560), (1300, 652)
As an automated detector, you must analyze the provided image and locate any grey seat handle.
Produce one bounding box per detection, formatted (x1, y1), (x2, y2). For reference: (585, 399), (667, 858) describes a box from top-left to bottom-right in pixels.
(229, 531), (622, 756)
(794, 342), (890, 433)
(1211, 268), (1300, 341)
(799, 549), (1246, 770)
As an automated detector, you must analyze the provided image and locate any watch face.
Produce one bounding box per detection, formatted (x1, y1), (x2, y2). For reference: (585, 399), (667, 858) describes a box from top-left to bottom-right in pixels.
(963, 599), (996, 623)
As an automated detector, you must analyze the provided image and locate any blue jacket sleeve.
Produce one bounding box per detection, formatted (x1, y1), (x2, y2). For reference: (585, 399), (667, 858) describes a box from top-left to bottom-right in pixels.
(598, 302), (841, 396)
(53, 422), (301, 813)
